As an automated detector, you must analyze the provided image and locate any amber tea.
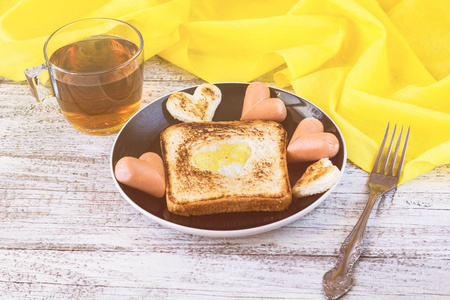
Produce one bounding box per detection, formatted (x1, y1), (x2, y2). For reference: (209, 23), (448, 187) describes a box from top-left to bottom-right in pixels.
(49, 35), (143, 134)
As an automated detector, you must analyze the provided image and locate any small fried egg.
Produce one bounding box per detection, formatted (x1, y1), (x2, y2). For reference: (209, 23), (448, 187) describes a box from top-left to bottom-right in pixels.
(193, 143), (252, 176)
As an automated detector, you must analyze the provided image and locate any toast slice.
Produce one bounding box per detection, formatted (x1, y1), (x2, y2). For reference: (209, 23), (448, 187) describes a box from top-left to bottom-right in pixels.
(166, 83), (222, 122)
(160, 120), (292, 216)
(292, 158), (341, 198)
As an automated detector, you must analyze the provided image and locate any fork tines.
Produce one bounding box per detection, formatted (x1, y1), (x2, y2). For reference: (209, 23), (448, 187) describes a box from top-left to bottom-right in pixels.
(372, 123), (410, 178)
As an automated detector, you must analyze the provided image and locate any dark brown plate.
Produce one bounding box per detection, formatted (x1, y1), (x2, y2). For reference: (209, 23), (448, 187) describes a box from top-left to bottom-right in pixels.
(110, 82), (346, 237)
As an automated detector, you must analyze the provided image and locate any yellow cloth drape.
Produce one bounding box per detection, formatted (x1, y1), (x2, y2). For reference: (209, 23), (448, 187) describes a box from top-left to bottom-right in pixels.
(0, 0), (449, 183)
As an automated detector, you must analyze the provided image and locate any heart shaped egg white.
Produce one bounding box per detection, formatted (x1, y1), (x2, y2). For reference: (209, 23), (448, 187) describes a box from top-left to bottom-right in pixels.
(193, 143), (252, 176)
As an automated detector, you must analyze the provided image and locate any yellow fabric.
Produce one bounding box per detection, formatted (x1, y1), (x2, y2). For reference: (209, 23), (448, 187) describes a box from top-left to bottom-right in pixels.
(0, 0), (448, 183)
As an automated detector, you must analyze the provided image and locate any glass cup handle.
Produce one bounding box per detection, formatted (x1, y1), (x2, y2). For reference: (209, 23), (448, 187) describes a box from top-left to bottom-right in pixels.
(24, 63), (54, 103)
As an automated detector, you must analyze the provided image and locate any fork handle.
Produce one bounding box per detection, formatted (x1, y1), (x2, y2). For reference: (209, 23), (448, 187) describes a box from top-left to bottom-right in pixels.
(323, 190), (383, 299)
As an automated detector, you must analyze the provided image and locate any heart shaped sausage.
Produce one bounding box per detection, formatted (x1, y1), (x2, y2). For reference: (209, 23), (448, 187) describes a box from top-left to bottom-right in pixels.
(241, 82), (270, 118)
(287, 117), (340, 162)
(288, 117), (324, 147)
(287, 132), (340, 162)
(240, 82), (287, 122)
(166, 83), (222, 122)
(115, 153), (166, 198)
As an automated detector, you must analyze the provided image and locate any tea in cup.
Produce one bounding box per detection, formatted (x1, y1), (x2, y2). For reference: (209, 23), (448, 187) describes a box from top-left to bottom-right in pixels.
(25, 18), (144, 135)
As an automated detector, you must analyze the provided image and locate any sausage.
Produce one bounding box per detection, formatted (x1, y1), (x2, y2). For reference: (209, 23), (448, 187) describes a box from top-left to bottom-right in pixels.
(287, 132), (340, 163)
(288, 117), (324, 146)
(241, 82), (270, 118)
(114, 154), (165, 198)
(139, 151), (165, 177)
(240, 98), (287, 122)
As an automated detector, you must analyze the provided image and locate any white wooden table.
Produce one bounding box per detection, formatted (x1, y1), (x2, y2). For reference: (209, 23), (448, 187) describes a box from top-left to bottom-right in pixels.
(1, 56), (449, 299)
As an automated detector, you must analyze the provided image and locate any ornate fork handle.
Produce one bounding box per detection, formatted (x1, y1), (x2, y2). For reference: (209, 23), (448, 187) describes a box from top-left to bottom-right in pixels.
(323, 190), (384, 299)
(323, 123), (409, 299)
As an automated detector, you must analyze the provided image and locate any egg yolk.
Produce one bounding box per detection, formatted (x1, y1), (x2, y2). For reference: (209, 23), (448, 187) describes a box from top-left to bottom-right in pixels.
(193, 143), (252, 176)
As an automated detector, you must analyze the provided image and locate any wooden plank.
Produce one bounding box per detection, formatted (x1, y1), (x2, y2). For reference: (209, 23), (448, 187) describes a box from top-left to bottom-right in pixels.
(0, 249), (448, 299)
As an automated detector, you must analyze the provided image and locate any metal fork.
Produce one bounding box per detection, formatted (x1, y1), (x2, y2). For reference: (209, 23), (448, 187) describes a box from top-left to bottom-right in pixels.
(322, 123), (410, 299)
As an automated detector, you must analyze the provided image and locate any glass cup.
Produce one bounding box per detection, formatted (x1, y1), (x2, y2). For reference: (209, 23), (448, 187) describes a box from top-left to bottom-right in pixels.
(25, 18), (144, 135)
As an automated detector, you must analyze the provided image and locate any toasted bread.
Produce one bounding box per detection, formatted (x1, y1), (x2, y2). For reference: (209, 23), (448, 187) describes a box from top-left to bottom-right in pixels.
(292, 158), (341, 198)
(160, 120), (292, 216)
(166, 83), (222, 122)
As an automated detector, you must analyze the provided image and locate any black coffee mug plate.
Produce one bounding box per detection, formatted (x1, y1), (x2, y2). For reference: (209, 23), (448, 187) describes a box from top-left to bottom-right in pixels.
(110, 82), (347, 237)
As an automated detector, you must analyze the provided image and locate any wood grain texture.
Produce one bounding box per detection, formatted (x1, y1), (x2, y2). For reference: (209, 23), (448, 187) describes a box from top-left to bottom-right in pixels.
(0, 56), (449, 299)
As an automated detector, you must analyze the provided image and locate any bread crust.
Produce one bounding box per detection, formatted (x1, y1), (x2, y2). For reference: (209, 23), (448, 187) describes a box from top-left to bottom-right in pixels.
(161, 120), (292, 216)
(166, 83), (222, 122)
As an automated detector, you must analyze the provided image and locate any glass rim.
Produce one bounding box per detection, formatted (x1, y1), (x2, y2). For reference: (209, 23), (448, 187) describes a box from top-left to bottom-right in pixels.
(43, 17), (144, 76)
